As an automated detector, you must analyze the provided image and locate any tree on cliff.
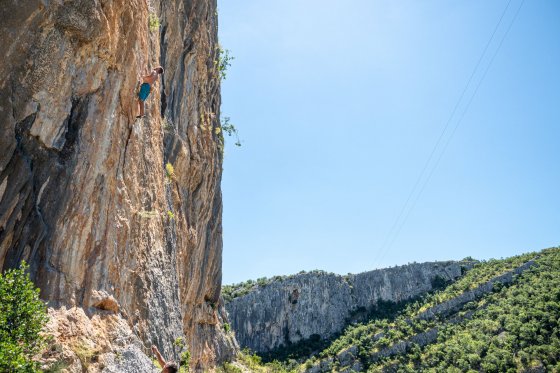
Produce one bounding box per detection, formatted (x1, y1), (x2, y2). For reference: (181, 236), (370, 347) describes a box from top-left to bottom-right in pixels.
(0, 262), (48, 372)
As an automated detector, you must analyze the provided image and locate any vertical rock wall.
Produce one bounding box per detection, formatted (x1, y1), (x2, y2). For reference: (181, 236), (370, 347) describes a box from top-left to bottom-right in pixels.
(0, 0), (236, 370)
(226, 262), (472, 353)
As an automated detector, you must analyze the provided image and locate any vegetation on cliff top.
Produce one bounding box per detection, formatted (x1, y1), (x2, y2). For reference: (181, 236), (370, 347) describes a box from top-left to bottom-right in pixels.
(222, 260), (473, 304)
(222, 270), (331, 303)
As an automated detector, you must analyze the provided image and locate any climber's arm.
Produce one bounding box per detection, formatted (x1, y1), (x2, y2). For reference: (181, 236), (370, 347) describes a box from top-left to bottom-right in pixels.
(151, 345), (167, 368)
(138, 67), (153, 83)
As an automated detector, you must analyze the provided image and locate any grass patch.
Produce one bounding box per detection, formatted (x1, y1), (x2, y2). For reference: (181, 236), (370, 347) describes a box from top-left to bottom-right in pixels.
(71, 340), (100, 370)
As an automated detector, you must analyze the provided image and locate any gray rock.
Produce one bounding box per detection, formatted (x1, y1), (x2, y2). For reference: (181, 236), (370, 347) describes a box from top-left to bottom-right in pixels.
(336, 345), (358, 367)
(227, 261), (473, 352)
(102, 345), (159, 373)
(350, 361), (363, 372)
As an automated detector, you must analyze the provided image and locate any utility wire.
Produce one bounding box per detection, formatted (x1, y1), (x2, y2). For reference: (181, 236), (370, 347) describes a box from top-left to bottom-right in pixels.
(377, 0), (525, 265)
(372, 0), (524, 269)
(387, 0), (527, 249)
(371, 0), (513, 268)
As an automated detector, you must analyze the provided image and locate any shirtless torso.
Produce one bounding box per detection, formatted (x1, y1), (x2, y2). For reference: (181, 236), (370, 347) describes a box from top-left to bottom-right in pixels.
(142, 70), (159, 85)
(136, 66), (164, 118)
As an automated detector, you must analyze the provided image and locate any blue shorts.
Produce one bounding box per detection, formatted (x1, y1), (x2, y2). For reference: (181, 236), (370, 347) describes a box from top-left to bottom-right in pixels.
(138, 83), (151, 101)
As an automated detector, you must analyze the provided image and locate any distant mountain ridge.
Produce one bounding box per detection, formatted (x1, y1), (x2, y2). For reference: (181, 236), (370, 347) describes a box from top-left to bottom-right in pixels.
(224, 260), (476, 354)
(300, 247), (560, 372)
(221, 247), (560, 373)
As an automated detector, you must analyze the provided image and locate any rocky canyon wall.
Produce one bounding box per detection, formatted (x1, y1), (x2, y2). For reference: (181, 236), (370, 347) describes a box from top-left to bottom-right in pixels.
(0, 0), (236, 370)
(226, 261), (473, 353)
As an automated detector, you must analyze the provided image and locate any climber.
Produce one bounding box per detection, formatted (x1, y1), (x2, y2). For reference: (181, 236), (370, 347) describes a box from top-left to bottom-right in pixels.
(136, 66), (164, 118)
(151, 345), (178, 373)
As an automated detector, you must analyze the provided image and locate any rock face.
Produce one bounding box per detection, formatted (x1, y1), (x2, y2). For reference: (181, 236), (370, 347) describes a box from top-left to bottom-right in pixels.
(0, 0), (236, 370)
(226, 261), (472, 353)
(303, 258), (537, 373)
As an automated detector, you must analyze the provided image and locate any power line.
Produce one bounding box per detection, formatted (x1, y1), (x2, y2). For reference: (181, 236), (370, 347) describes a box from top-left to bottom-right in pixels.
(371, 0), (513, 268)
(372, 0), (524, 268)
(377, 0), (526, 266)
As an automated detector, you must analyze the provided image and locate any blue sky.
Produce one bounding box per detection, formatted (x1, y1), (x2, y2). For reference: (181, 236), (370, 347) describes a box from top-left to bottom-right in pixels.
(217, 0), (560, 285)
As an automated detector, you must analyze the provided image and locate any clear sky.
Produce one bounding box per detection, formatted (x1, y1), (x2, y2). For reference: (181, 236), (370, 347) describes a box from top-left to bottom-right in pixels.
(217, 0), (560, 285)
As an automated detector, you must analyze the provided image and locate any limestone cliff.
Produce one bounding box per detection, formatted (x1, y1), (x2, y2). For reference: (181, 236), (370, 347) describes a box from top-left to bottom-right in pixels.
(303, 256), (538, 373)
(0, 0), (236, 370)
(226, 261), (473, 353)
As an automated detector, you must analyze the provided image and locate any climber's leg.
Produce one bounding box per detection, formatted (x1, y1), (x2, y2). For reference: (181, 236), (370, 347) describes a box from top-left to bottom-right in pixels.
(137, 99), (145, 118)
(136, 83), (151, 118)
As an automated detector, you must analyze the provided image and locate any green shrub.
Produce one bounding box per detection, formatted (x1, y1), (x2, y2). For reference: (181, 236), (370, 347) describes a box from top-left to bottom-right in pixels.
(221, 362), (242, 373)
(302, 249), (560, 372)
(215, 47), (234, 80)
(430, 275), (451, 290)
(152, 358), (161, 369)
(219, 116), (241, 147)
(174, 337), (185, 349)
(148, 13), (160, 32)
(165, 162), (175, 182)
(261, 333), (332, 363)
(0, 261), (48, 372)
(179, 349), (190, 372)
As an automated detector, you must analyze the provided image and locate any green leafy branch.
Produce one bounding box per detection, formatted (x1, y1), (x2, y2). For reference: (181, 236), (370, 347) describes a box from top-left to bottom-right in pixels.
(215, 47), (234, 80)
(219, 116), (241, 147)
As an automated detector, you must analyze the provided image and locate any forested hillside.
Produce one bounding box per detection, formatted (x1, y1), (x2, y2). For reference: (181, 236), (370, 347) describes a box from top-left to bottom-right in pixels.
(303, 247), (559, 372)
(223, 247), (560, 372)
